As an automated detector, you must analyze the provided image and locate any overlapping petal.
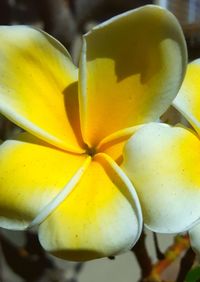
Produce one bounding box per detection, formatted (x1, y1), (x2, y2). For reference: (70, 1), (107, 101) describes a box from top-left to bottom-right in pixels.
(0, 26), (84, 152)
(189, 224), (200, 258)
(39, 153), (142, 261)
(79, 5), (187, 147)
(173, 59), (200, 136)
(122, 123), (200, 233)
(0, 135), (88, 230)
(97, 126), (142, 164)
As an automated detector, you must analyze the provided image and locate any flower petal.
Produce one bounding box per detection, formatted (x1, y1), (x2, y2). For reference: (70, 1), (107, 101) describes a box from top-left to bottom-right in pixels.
(97, 126), (142, 164)
(0, 26), (84, 153)
(38, 153), (142, 261)
(0, 135), (87, 230)
(122, 123), (200, 233)
(79, 5), (187, 147)
(173, 59), (200, 136)
(189, 224), (200, 258)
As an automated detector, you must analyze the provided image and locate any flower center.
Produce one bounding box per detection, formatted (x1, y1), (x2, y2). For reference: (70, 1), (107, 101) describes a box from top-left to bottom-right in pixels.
(85, 145), (96, 157)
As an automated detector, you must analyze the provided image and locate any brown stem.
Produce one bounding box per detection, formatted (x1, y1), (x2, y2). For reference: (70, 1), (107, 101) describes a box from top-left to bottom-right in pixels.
(153, 233), (165, 260)
(132, 230), (152, 280)
(176, 247), (195, 282)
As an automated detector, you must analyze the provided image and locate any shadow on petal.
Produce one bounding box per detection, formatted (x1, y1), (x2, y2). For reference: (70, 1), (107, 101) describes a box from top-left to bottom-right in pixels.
(63, 82), (85, 148)
(51, 248), (104, 261)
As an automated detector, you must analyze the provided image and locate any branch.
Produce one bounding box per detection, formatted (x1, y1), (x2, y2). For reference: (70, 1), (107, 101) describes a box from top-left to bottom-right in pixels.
(146, 234), (190, 282)
(153, 233), (164, 260)
(132, 230), (152, 280)
(176, 247), (195, 282)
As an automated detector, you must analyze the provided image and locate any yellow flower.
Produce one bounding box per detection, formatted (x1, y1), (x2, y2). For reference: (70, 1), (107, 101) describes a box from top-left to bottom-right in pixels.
(122, 59), (200, 253)
(0, 5), (186, 261)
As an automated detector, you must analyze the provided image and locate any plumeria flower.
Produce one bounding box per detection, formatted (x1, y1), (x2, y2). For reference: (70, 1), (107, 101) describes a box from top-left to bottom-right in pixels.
(0, 5), (186, 261)
(176, 59), (200, 258)
(122, 59), (200, 256)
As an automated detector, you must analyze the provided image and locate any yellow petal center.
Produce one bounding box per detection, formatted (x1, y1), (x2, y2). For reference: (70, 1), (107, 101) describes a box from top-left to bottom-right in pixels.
(85, 144), (97, 157)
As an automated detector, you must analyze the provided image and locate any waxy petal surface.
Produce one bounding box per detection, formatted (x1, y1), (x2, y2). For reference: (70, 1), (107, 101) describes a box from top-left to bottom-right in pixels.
(122, 123), (200, 233)
(39, 153), (142, 261)
(0, 136), (87, 230)
(0, 26), (84, 153)
(98, 126), (142, 164)
(79, 5), (187, 147)
(173, 59), (200, 136)
(189, 224), (200, 258)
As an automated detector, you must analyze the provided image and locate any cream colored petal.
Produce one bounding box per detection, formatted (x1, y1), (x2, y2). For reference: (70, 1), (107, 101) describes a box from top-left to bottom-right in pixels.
(189, 224), (200, 258)
(173, 59), (200, 137)
(0, 26), (84, 152)
(39, 153), (142, 261)
(122, 123), (200, 233)
(0, 136), (87, 230)
(79, 5), (187, 147)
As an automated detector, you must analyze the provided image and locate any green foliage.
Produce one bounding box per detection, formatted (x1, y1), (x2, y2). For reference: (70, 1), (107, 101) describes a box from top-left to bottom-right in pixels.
(185, 266), (200, 282)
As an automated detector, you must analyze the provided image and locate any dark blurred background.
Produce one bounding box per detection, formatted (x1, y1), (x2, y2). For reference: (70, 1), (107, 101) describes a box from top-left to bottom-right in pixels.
(0, 0), (200, 61)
